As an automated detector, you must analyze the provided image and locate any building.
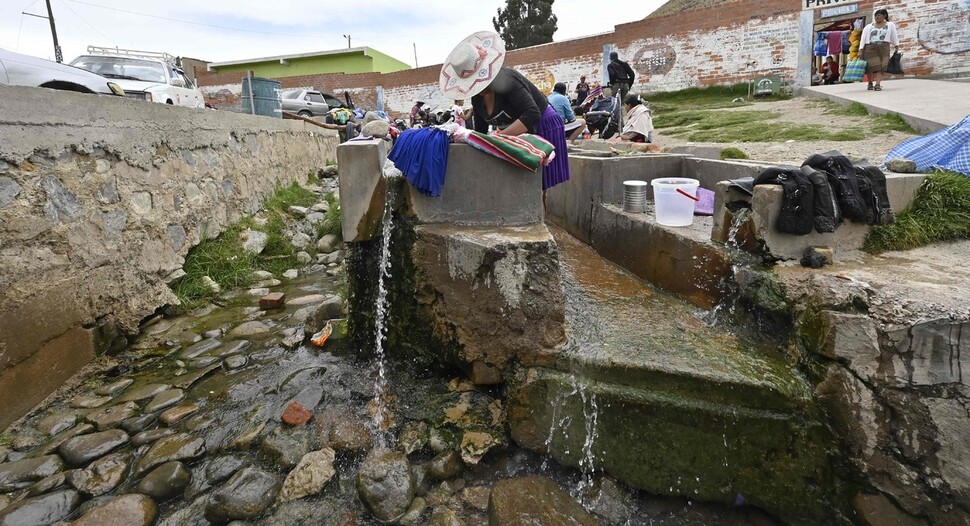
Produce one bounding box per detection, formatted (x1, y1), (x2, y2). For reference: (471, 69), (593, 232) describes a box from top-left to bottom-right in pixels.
(206, 47), (411, 78)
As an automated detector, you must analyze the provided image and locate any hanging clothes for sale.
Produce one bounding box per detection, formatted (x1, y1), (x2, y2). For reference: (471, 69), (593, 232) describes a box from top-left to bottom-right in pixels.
(827, 31), (843, 56)
(388, 127), (451, 197)
(841, 31), (850, 54)
(814, 32), (829, 56)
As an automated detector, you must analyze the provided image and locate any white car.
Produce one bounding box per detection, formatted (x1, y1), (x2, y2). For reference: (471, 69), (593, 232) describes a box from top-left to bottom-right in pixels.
(70, 54), (204, 108)
(0, 47), (124, 96)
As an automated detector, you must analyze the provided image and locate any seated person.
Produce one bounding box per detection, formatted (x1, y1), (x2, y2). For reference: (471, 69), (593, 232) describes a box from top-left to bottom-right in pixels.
(820, 56), (840, 84)
(609, 94), (654, 143)
(548, 82), (587, 141)
(811, 66), (823, 86)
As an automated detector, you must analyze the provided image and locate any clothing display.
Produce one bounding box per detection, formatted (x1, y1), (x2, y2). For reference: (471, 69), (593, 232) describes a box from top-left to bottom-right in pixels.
(814, 32), (829, 56)
(388, 127), (451, 197)
(827, 31), (844, 56)
(841, 31), (851, 54)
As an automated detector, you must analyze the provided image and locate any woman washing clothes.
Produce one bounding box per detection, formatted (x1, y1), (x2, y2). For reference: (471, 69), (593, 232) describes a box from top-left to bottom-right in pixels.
(439, 31), (570, 191)
(861, 9), (899, 91)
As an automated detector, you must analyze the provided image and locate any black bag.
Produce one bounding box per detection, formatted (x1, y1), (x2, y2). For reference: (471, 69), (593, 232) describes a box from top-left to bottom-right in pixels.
(754, 166), (814, 235)
(886, 52), (904, 75)
(803, 152), (867, 223)
(854, 165), (896, 225)
(800, 165), (841, 233)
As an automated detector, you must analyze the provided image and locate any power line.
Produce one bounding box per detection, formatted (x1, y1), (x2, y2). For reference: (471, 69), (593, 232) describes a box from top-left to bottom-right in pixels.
(57, 0), (115, 45)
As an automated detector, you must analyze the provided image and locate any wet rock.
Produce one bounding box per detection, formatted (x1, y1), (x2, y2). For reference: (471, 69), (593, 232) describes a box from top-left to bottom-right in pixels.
(288, 294), (327, 306)
(248, 287), (270, 296)
(461, 486), (490, 512)
(279, 448), (336, 502)
(225, 422), (265, 451)
(172, 363), (222, 390)
(489, 476), (598, 526)
(0, 447), (7, 463)
(398, 496), (427, 526)
(207, 455), (249, 484)
(428, 427), (459, 454)
(242, 229), (268, 254)
(316, 234), (340, 254)
(144, 389), (186, 413)
(134, 433), (206, 476)
(70, 395), (112, 409)
(411, 463), (431, 497)
(886, 158), (918, 173)
(282, 401), (314, 426)
(161, 403), (200, 426)
(459, 429), (507, 465)
(66, 453), (127, 497)
(9, 429), (43, 453)
(229, 321), (270, 337)
(25, 472), (66, 497)
(136, 461), (192, 502)
(329, 418), (372, 453)
(0, 454), (64, 491)
(158, 495), (208, 526)
(211, 340), (251, 358)
(59, 429), (129, 466)
(305, 296), (347, 335)
(204, 467), (281, 523)
(582, 476), (633, 526)
(86, 401), (139, 430)
(224, 356), (248, 370)
(132, 428), (176, 446)
(95, 378), (134, 397)
(253, 278), (282, 288)
(180, 339), (222, 359)
(36, 413), (77, 436)
(258, 427), (310, 469)
(428, 450), (463, 481)
(191, 356), (220, 369)
(428, 509), (466, 526)
(283, 269), (299, 280)
(72, 494), (157, 526)
(75, 495), (112, 517)
(121, 414), (157, 434)
(0, 489), (78, 526)
(259, 292), (287, 310)
(203, 329), (223, 339)
(30, 423), (94, 457)
(120, 384), (172, 403)
(356, 449), (415, 523)
(398, 421), (429, 455)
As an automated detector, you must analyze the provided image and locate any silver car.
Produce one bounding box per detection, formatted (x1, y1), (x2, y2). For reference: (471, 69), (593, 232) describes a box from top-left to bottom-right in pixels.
(281, 89), (345, 117)
(0, 47), (123, 96)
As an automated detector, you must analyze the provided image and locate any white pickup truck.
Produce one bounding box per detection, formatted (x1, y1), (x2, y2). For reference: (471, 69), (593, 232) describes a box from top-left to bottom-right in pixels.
(70, 48), (204, 109)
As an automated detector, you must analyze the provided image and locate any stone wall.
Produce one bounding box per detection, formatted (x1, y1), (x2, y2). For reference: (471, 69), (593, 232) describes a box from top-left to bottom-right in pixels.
(0, 85), (338, 428)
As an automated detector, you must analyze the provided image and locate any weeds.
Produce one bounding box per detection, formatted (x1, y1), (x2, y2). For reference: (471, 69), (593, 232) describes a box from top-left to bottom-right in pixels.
(720, 147), (750, 160)
(316, 193), (342, 240)
(864, 170), (970, 253)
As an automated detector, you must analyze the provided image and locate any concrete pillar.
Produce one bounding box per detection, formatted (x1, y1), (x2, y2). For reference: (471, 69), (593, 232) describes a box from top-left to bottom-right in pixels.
(337, 139), (388, 243)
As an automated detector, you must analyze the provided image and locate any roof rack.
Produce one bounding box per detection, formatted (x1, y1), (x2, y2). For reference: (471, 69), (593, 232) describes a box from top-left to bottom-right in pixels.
(86, 46), (179, 67)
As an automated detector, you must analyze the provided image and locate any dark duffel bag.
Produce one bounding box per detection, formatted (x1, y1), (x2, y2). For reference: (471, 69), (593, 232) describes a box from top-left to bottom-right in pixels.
(754, 166), (814, 235)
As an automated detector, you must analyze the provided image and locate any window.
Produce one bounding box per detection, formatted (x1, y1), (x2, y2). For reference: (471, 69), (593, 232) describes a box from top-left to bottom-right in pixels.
(324, 96), (342, 108)
(308, 93), (326, 103)
(282, 90), (302, 99)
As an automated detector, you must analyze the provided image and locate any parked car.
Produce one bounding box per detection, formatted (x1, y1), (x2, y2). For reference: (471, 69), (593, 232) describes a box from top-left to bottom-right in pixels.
(70, 51), (204, 108)
(282, 89), (347, 117)
(0, 47), (123, 96)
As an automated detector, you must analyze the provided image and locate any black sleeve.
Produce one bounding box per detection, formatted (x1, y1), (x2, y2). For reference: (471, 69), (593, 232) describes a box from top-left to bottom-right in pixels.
(497, 75), (542, 130)
(607, 62), (618, 84)
(624, 62), (636, 84)
(471, 97), (488, 133)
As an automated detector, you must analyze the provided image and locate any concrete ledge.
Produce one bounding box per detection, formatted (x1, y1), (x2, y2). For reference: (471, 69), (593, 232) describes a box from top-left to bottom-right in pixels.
(337, 140), (388, 243)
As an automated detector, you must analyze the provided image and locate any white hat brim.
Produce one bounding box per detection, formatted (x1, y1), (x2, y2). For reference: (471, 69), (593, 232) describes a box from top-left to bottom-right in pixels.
(439, 31), (506, 99)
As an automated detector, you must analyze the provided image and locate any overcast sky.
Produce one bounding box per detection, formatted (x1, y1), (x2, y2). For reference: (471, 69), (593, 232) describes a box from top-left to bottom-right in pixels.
(1, 0), (665, 68)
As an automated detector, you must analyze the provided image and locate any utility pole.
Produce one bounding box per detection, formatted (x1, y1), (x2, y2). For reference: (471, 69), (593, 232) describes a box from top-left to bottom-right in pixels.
(413, 43), (418, 68)
(45, 0), (62, 62)
(342, 35), (351, 49)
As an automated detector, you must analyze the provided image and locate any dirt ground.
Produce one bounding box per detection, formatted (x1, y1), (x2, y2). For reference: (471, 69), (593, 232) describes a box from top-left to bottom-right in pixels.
(653, 96), (918, 165)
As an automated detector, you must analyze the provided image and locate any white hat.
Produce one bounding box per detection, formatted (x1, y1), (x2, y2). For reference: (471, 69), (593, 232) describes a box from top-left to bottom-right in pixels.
(439, 31), (506, 99)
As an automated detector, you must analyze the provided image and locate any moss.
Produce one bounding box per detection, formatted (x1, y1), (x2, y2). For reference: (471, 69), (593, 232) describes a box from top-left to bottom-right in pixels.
(796, 302), (831, 357)
(719, 147), (750, 160)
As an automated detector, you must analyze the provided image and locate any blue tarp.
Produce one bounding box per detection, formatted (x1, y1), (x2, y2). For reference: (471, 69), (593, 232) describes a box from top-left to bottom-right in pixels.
(885, 114), (970, 176)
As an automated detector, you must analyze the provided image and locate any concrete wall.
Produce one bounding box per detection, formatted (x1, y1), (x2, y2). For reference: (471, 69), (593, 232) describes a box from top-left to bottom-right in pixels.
(0, 85), (338, 428)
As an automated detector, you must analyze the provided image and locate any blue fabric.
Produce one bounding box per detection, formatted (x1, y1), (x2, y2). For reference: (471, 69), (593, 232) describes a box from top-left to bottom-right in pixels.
(842, 31), (850, 54)
(884, 115), (970, 176)
(548, 92), (576, 123)
(388, 127), (451, 197)
(814, 32), (829, 56)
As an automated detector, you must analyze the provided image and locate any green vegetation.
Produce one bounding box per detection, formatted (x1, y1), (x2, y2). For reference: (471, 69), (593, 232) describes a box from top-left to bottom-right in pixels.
(810, 99), (918, 134)
(316, 192), (342, 240)
(172, 181), (321, 310)
(645, 83), (751, 110)
(864, 170), (970, 253)
(0, 433), (12, 447)
(720, 147), (750, 160)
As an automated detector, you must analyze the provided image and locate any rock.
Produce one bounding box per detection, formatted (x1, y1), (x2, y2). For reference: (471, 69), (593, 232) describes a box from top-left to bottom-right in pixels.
(135, 433), (207, 476)
(225, 422), (265, 452)
(316, 234), (340, 254)
(30, 423), (94, 457)
(202, 329), (223, 339)
(885, 158), (918, 173)
(399, 421), (430, 455)
(259, 292), (286, 309)
(66, 453), (127, 497)
(399, 496), (427, 526)
(489, 476), (598, 526)
(461, 486), (490, 512)
(321, 165), (339, 178)
(362, 119), (391, 139)
(852, 493), (927, 526)
(203, 276), (222, 293)
(0, 454), (64, 492)
(279, 448), (336, 502)
(306, 212), (325, 224)
(296, 251), (312, 264)
(24, 472), (66, 497)
(291, 232), (312, 249)
(121, 414), (157, 434)
(120, 383), (173, 403)
(211, 340), (251, 358)
(288, 205), (308, 218)
(0, 489), (79, 526)
(459, 429), (507, 465)
(160, 403), (200, 425)
(428, 450), (463, 481)
(253, 270), (274, 280)
(411, 463), (431, 497)
(0, 177), (22, 209)
(95, 378), (134, 397)
(172, 364), (222, 390)
(72, 494), (158, 526)
(229, 321), (271, 337)
(59, 429), (129, 466)
(85, 402), (139, 430)
(283, 269), (299, 280)
(207, 455), (250, 484)
(0, 495), (9, 513)
(288, 294), (327, 306)
(311, 201), (331, 213)
(324, 250), (345, 265)
(306, 296), (347, 334)
(282, 401), (314, 426)
(582, 476), (633, 526)
(328, 417), (372, 454)
(281, 327), (304, 350)
(428, 509), (466, 526)
(37, 413), (77, 436)
(242, 229), (268, 254)
(136, 461), (192, 502)
(180, 339), (222, 359)
(132, 428), (176, 446)
(70, 395), (112, 409)
(357, 449), (415, 523)
(253, 278), (282, 288)
(158, 495), (207, 526)
(224, 356), (248, 370)
(258, 427), (310, 469)
(204, 467), (281, 523)
(144, 389), (186, 413)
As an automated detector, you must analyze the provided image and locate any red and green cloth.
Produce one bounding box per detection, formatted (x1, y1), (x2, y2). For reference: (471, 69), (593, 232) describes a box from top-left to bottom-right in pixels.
(465, 131), (556, 172)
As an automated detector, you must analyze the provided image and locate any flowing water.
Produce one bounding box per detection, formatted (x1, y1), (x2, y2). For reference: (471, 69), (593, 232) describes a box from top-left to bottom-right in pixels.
(369, 184), (396, 448)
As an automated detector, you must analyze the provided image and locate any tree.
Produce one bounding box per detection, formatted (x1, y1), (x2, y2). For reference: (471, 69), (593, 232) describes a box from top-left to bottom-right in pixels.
(493, 0), (558, 50)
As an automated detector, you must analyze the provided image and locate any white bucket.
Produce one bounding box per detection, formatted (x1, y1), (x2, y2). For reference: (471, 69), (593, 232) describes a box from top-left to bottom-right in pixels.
(651, 177), (700, 226)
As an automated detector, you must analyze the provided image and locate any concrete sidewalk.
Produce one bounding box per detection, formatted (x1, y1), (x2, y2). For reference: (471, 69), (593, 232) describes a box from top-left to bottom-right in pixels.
(801, 78), (970, 133)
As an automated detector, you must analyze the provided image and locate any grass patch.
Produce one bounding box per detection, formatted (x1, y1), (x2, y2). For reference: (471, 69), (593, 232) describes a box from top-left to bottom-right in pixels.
(172, 181), (320, 310)
(863, 170), (970, 253)
(812, 100), (918, 134)
(720, 147), (750, 160)
(658, 110), (868, 142)
(316, 193), (342, 240)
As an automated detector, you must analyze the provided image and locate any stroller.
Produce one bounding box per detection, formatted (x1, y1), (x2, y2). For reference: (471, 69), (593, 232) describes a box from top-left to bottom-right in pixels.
(582, 95), (621, 139)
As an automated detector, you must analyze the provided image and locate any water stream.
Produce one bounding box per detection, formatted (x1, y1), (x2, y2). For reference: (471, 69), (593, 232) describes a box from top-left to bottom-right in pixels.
(369, 183), (396, 448)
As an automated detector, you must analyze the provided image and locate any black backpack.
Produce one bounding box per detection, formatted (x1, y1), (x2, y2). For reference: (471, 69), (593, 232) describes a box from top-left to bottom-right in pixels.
(854, 165), (896, 225)
(802, 152), (867, 223)
(800, 165), (841, 233)
(754, 166), (814, 235)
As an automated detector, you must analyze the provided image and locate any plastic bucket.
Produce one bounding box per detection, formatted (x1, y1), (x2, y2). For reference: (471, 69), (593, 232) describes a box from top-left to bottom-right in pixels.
(623, 180), (648, 213)
(651, 178), (700, 226)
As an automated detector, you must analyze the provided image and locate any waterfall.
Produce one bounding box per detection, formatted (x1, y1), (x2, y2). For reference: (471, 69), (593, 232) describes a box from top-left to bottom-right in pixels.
(370, 181), (396, 448)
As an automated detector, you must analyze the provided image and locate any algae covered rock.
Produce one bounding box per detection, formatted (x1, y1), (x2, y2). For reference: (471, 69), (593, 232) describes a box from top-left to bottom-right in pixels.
(357, 449), (415, 522)
(488, 476), (598, 526)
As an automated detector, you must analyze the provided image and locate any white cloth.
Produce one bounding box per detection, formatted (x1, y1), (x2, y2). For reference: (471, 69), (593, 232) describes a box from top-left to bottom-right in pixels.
(451, 104), (465, 126)
(861, 22), (899, 46)
(622, 104), (654, 141)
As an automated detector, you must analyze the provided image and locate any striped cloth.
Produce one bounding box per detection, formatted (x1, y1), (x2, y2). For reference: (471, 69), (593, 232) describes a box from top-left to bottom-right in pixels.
(466, 131), (556, 172)
(581, 85), (605, 107)
(884, 114), (970, 176)
(842, 59), (867, 82)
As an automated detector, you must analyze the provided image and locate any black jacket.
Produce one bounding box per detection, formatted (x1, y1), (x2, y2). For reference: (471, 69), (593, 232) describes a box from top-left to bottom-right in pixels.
(607, 59), (636, 85)
(754, 166), (814, 235)
(802, 152), (868, 223)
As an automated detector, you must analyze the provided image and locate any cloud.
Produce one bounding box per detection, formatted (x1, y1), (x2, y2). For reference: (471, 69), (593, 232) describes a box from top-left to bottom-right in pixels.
(1, 0), (665, 67)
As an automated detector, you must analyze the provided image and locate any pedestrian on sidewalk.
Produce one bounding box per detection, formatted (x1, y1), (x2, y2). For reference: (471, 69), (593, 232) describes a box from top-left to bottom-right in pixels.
(439, 31), (570, 191)
(861, 9), (899, 91)
(607, 51), (636, 102)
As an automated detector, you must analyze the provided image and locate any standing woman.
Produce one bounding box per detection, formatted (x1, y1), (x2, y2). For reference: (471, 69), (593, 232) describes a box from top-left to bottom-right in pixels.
(861, 9), (899, 91)
(439, 31), (570, 191)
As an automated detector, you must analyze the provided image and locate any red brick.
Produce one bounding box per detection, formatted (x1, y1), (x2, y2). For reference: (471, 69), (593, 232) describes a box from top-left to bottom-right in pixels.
(259, 292), (286, 310)
(282, 401), (313, 426)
